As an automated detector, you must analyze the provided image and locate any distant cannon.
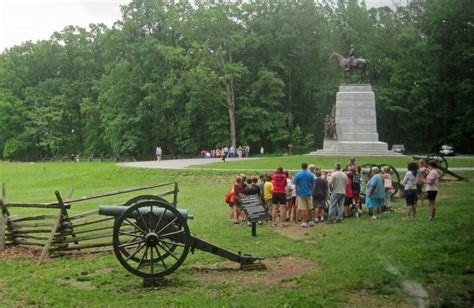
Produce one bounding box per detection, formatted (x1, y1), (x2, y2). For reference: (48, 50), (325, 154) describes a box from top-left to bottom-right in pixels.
(99, 195), (264, 282)
(412, 153), (465, 180)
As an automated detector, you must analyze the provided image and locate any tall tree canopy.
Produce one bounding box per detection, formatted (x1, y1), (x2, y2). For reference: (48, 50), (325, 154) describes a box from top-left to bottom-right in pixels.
(0, 0), (472, 160)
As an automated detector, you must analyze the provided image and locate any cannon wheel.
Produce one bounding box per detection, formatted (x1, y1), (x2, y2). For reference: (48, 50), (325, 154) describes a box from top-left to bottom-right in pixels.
(113, 199), (191, 278)
(124, 194), (171, 207)
(425, 153), (448, 178)
(120, 195), (178, 263)
(379, 164), (401, 198)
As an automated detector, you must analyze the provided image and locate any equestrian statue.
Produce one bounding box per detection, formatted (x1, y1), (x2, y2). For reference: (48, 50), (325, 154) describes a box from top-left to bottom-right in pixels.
(330, 44), (369, 81)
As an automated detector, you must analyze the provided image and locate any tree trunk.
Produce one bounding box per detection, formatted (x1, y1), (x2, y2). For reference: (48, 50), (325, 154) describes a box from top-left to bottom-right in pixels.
(226, 77), (237, 149)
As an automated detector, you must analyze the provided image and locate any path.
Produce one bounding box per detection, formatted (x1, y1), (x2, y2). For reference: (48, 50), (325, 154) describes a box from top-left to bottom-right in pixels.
(117, 158), (260, 169)
(117, 158), (474, 172)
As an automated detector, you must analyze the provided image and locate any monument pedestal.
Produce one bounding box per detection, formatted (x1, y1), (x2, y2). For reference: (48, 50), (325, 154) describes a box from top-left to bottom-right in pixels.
(310, 84), (399, 156)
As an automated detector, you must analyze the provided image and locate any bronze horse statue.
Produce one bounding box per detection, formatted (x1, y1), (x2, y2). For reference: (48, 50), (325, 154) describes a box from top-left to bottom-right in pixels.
(330, 51), (369, 80)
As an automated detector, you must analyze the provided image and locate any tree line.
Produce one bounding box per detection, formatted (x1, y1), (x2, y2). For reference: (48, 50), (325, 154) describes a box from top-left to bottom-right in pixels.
(0, 0), (472, 160)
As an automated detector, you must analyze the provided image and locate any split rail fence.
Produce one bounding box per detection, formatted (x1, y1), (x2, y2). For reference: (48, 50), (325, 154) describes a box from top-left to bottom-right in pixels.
(0, 182), (179, 264)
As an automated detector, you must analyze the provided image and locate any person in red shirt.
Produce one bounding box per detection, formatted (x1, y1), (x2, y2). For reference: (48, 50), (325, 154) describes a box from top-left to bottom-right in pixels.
(344, 170), (354, 218)
(233, 176), (244, 224)
(271, 167), (288, 226)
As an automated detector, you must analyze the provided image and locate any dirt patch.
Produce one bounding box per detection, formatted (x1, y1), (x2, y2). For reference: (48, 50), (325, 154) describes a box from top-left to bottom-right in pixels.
(0, 246), (41, 260)
(185, 256), (321, 288)
(273, 223), (328, 240)
(57, 278), (95, 290)
(346, 291), (412, 308)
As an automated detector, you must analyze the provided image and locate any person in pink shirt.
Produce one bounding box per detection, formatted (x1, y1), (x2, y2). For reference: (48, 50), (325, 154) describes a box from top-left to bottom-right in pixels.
(425, 161), (440, 221)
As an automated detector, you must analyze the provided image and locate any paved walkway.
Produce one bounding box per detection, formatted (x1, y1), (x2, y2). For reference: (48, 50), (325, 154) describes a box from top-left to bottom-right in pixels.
(117, 158), (474, 172)
(117, 158), (259, 169)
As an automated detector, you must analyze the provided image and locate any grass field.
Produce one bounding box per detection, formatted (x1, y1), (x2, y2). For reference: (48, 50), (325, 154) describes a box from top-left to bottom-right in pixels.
(189, 155), (474, 170)
(0, 161), (473, 306)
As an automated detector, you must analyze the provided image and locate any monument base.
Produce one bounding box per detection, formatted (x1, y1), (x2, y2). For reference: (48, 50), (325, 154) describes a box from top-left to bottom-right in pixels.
(310, 84), (401, 156)
(309, 140), (401, 156)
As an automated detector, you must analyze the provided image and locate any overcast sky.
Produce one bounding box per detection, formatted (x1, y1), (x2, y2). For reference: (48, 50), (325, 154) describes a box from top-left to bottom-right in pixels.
(0, 0), (397, 52)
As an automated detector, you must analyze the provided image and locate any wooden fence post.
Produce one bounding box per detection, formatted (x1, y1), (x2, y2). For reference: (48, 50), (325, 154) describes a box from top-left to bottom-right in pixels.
(1, 183), (8, 250)
(38, 191), (70, 265)
(173, 182), (179, 207)
(0, 213), (4, 251)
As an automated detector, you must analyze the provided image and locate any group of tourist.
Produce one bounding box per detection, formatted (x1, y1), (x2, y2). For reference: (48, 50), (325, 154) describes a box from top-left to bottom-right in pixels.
(200, 145), (251, 159)
(226, 158), (440, 227)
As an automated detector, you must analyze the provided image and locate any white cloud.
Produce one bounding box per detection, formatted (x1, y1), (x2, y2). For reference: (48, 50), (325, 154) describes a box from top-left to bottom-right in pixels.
(0, 0), (129, 51)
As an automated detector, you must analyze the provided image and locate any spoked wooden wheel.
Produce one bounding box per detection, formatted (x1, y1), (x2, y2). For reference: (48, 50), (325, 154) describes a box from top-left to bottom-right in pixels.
(379, 164), (401, 197)
(112, 200), (191, 278)
(425, 153), (448, 178)
(120, 196), (178, 263)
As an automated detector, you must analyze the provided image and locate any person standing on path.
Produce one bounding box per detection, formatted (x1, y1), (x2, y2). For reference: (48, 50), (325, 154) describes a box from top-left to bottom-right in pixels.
(222, 146), (228, 162)
(155, 146), (162, 161)
(425, 161), (440, 221)
(327, 163), (347, 223)
(294, 163), (315, 228)
(271, 167), (288, 227)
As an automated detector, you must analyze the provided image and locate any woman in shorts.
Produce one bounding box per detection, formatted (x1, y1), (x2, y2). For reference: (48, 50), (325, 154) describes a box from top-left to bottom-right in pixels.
(313, 169), (328, 222)
(285, 171), (295, 222)
(402, 162), (418, 218)
(416, 159), (428, 206)
(425, 161), (440, 221)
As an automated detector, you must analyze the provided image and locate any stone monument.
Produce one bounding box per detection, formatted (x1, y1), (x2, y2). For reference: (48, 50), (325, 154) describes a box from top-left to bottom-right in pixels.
(309, 46), (399, 155)
(311, 84), (397, 155)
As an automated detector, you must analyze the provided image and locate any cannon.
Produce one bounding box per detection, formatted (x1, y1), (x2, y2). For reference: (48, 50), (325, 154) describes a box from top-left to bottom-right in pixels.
(412, 153), (465, 180)
(99, 195), (264, 281)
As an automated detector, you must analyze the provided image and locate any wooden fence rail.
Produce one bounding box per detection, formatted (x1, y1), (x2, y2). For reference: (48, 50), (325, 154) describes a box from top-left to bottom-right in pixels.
(0, 182), (179, 264)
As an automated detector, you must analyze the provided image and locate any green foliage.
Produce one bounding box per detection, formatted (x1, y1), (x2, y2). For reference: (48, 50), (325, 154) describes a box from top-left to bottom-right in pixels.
(0, 0), (473, 160)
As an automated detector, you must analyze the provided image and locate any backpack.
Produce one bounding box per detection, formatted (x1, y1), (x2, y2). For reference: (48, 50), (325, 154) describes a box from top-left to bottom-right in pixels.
(225, 188), (235, 204)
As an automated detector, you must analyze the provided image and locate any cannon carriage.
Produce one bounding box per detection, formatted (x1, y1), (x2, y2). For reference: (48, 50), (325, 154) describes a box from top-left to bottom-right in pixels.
(99, 195), (264, 280)
(1, 182), (264, 282)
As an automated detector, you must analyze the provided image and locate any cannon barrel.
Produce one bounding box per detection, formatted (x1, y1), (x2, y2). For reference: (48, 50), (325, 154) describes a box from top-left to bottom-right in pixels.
(99, 205), (193, 220)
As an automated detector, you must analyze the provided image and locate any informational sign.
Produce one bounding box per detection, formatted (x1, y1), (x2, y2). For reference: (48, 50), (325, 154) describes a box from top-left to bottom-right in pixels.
(239, 195), (270, 223)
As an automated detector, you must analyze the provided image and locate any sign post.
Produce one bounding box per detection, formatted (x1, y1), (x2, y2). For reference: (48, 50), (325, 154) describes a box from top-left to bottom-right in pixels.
(239, 195), (270, 237)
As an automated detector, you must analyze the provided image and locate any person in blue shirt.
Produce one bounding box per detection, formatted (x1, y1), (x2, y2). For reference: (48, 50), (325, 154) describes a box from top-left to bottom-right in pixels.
(366, 166), (385, 219)
(294, 162), (315, 228)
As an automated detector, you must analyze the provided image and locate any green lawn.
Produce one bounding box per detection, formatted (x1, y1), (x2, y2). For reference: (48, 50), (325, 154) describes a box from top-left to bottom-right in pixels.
(189, 155), (474, 170)
(0, 161), (473, 306)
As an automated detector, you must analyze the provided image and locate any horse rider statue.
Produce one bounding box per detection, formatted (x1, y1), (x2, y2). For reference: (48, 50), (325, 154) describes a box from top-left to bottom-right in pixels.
(330, 44), (369, 80)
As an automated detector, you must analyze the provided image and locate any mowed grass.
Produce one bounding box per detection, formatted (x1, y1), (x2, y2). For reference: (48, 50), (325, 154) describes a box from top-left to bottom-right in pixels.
(189, 155), (474, 170)
(0, 161), (473, 306)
